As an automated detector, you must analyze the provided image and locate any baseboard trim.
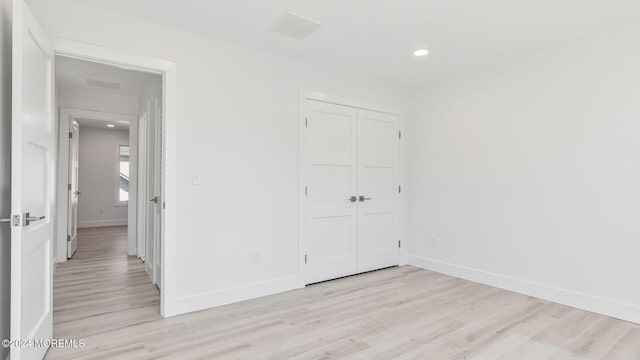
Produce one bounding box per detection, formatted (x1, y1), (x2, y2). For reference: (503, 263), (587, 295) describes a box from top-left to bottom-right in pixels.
(77, 219), (128, 228)
(171, 275), (302, 316)
(408, 255), (640, 324)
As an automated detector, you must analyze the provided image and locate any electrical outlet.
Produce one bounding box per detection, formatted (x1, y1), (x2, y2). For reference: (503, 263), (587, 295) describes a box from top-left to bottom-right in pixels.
(252, 252), (262, 264)
(192, 171), (202, 185)
(430, 234), (437, 246)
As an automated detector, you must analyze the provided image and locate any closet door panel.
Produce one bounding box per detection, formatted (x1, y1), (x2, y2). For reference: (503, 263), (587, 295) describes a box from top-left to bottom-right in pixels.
(305, 100), (358, 284)
(357, 109), (400, 272)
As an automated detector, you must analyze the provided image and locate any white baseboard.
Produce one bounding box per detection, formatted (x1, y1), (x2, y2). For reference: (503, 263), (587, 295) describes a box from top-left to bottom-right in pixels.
(77, 219), (128, 228)
(171, 275), (301, 316)
(145, 261), (153, 281)
(408, 255), (640, 324)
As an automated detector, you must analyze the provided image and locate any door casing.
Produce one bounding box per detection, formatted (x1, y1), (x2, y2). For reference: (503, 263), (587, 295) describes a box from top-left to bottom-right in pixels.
(56, 108), (138, 261)
(51, 37), (178, 317)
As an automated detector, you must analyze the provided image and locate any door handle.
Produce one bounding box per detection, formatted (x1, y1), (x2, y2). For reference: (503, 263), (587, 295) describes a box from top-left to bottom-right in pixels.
(24, 212), (46, 226)
(0, 217), (9, 224)
(348, 196), (357, 203)
(359, 196), (372, 202)
(150, 196), (159, 203)
(74, 191), (82, 196)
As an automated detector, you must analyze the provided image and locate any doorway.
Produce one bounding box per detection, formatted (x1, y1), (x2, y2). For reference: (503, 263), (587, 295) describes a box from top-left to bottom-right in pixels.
(54, 56), (164, 298)
(299, 92), (405, 285)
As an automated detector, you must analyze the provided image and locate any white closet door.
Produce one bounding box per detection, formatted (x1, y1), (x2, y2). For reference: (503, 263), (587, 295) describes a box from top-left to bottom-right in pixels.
(305, 100), (358, 284)
(357, 109), (400, 272)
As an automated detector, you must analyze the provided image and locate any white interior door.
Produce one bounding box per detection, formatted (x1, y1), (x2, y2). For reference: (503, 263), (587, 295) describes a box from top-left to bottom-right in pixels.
(145, 99), (156, 281)
(136, 114), (147, 259)
(153, 95), (163, 287)
(67, 121), (79, 258)
(305, 100), (358, 284)
(10, 0), (55, 359)
(356, 109), (400, 272)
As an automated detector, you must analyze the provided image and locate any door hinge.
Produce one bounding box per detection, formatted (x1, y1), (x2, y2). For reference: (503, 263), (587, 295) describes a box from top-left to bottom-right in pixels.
(67, 235), (71, 242)
(305, 118), (308, 128)
(305, 186), (308, 196)
(68, 183), (72, 190)
(69, 132), (73, 139)
(398, 240), (401, 248)
(399, 131), (402, 139)
(305, 254), (308, 264)
(398, 185), (402, 194)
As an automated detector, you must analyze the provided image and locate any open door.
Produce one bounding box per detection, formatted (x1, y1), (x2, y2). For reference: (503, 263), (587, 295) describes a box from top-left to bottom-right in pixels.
(143, 94), (163, 287)
(10, 0), (55, 359)
(152, 95), (163, 287)
(67, 120), (79, 257)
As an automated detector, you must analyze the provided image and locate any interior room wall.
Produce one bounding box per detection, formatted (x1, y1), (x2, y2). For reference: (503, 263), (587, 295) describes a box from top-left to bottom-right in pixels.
(77, 127), (130, 228)
(57, 83), (139, 115)
(408, 23), (640, 323)
(0, 0), (11, 356)
(27, 0), (412, 315)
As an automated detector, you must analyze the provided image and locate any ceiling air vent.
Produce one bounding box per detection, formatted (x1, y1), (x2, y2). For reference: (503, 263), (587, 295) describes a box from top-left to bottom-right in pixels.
(270, 12), (322, 40)
(86, 78), (121, 90)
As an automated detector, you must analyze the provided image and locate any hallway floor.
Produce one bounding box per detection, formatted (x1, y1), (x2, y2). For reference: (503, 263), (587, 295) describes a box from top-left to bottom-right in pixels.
(46, 226), (160, 359)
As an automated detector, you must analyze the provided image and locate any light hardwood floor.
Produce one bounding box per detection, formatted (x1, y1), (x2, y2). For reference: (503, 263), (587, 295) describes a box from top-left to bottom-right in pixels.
(46, 226), (640, 359)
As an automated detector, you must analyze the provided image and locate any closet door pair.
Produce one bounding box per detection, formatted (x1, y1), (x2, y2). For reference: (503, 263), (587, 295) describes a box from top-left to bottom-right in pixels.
(305, 99), (400, 284)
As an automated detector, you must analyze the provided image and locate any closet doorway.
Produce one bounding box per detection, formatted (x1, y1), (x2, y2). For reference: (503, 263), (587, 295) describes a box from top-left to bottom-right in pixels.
(300, 93), (403, 284)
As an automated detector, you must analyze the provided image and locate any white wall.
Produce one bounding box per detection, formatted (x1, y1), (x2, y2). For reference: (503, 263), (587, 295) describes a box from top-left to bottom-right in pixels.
(27, 0), (411, 315)
(0, 0), (11, 356)
(77, 127), (130, 228)
(58, 83), (138, 115)
(408, 24), (640, 323)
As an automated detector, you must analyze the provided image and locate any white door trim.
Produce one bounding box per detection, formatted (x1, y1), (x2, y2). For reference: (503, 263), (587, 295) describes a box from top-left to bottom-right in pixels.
(52, 37), (178, 317)
(56, 108), (138, 262)
(297, 90), (408, 287)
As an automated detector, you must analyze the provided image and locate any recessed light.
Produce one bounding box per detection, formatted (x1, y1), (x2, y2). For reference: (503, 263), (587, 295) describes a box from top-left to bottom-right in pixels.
(413, 49), (429, 57)
(106, 124), (115, 128)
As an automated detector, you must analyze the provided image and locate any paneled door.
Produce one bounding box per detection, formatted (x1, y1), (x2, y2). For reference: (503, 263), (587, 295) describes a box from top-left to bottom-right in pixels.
(305, 99), (400, 284)
(305, 100), (358, 284)
(67, 121), (80, 258)
(10, 0), (55, 359)
(356, 109), (400, 272)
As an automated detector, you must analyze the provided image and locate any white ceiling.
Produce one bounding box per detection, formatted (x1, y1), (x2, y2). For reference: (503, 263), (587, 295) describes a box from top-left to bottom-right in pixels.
(75, 118), (130, 130)
(65, 0), (640, 86)
(56, 56), (161, 98)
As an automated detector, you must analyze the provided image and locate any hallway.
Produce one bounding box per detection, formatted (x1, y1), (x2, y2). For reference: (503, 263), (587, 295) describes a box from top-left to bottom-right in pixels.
(47, 226), (160, 359)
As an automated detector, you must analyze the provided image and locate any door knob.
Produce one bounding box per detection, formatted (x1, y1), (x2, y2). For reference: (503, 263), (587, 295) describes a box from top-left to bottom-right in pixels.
(359, 196), (372, 202)
(150, 196), (159, 203)
(74, 191), (82, 196)
(24, 212), (46, 226)
(348, 196), (357, 203)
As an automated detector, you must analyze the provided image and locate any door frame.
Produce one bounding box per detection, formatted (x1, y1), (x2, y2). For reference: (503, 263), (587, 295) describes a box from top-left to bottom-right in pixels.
(297, 90), (408, 287)
(52, 38), (178, 317)
(56, 108), (138, 262)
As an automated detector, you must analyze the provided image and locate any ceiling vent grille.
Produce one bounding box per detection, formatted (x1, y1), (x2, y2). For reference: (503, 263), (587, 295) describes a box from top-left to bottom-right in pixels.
(86, 78), (121, 90)
(270, 12), (322, 40)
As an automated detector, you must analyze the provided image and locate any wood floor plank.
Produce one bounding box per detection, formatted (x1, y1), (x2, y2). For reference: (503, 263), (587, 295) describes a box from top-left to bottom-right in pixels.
(45, 226), (640, 359)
